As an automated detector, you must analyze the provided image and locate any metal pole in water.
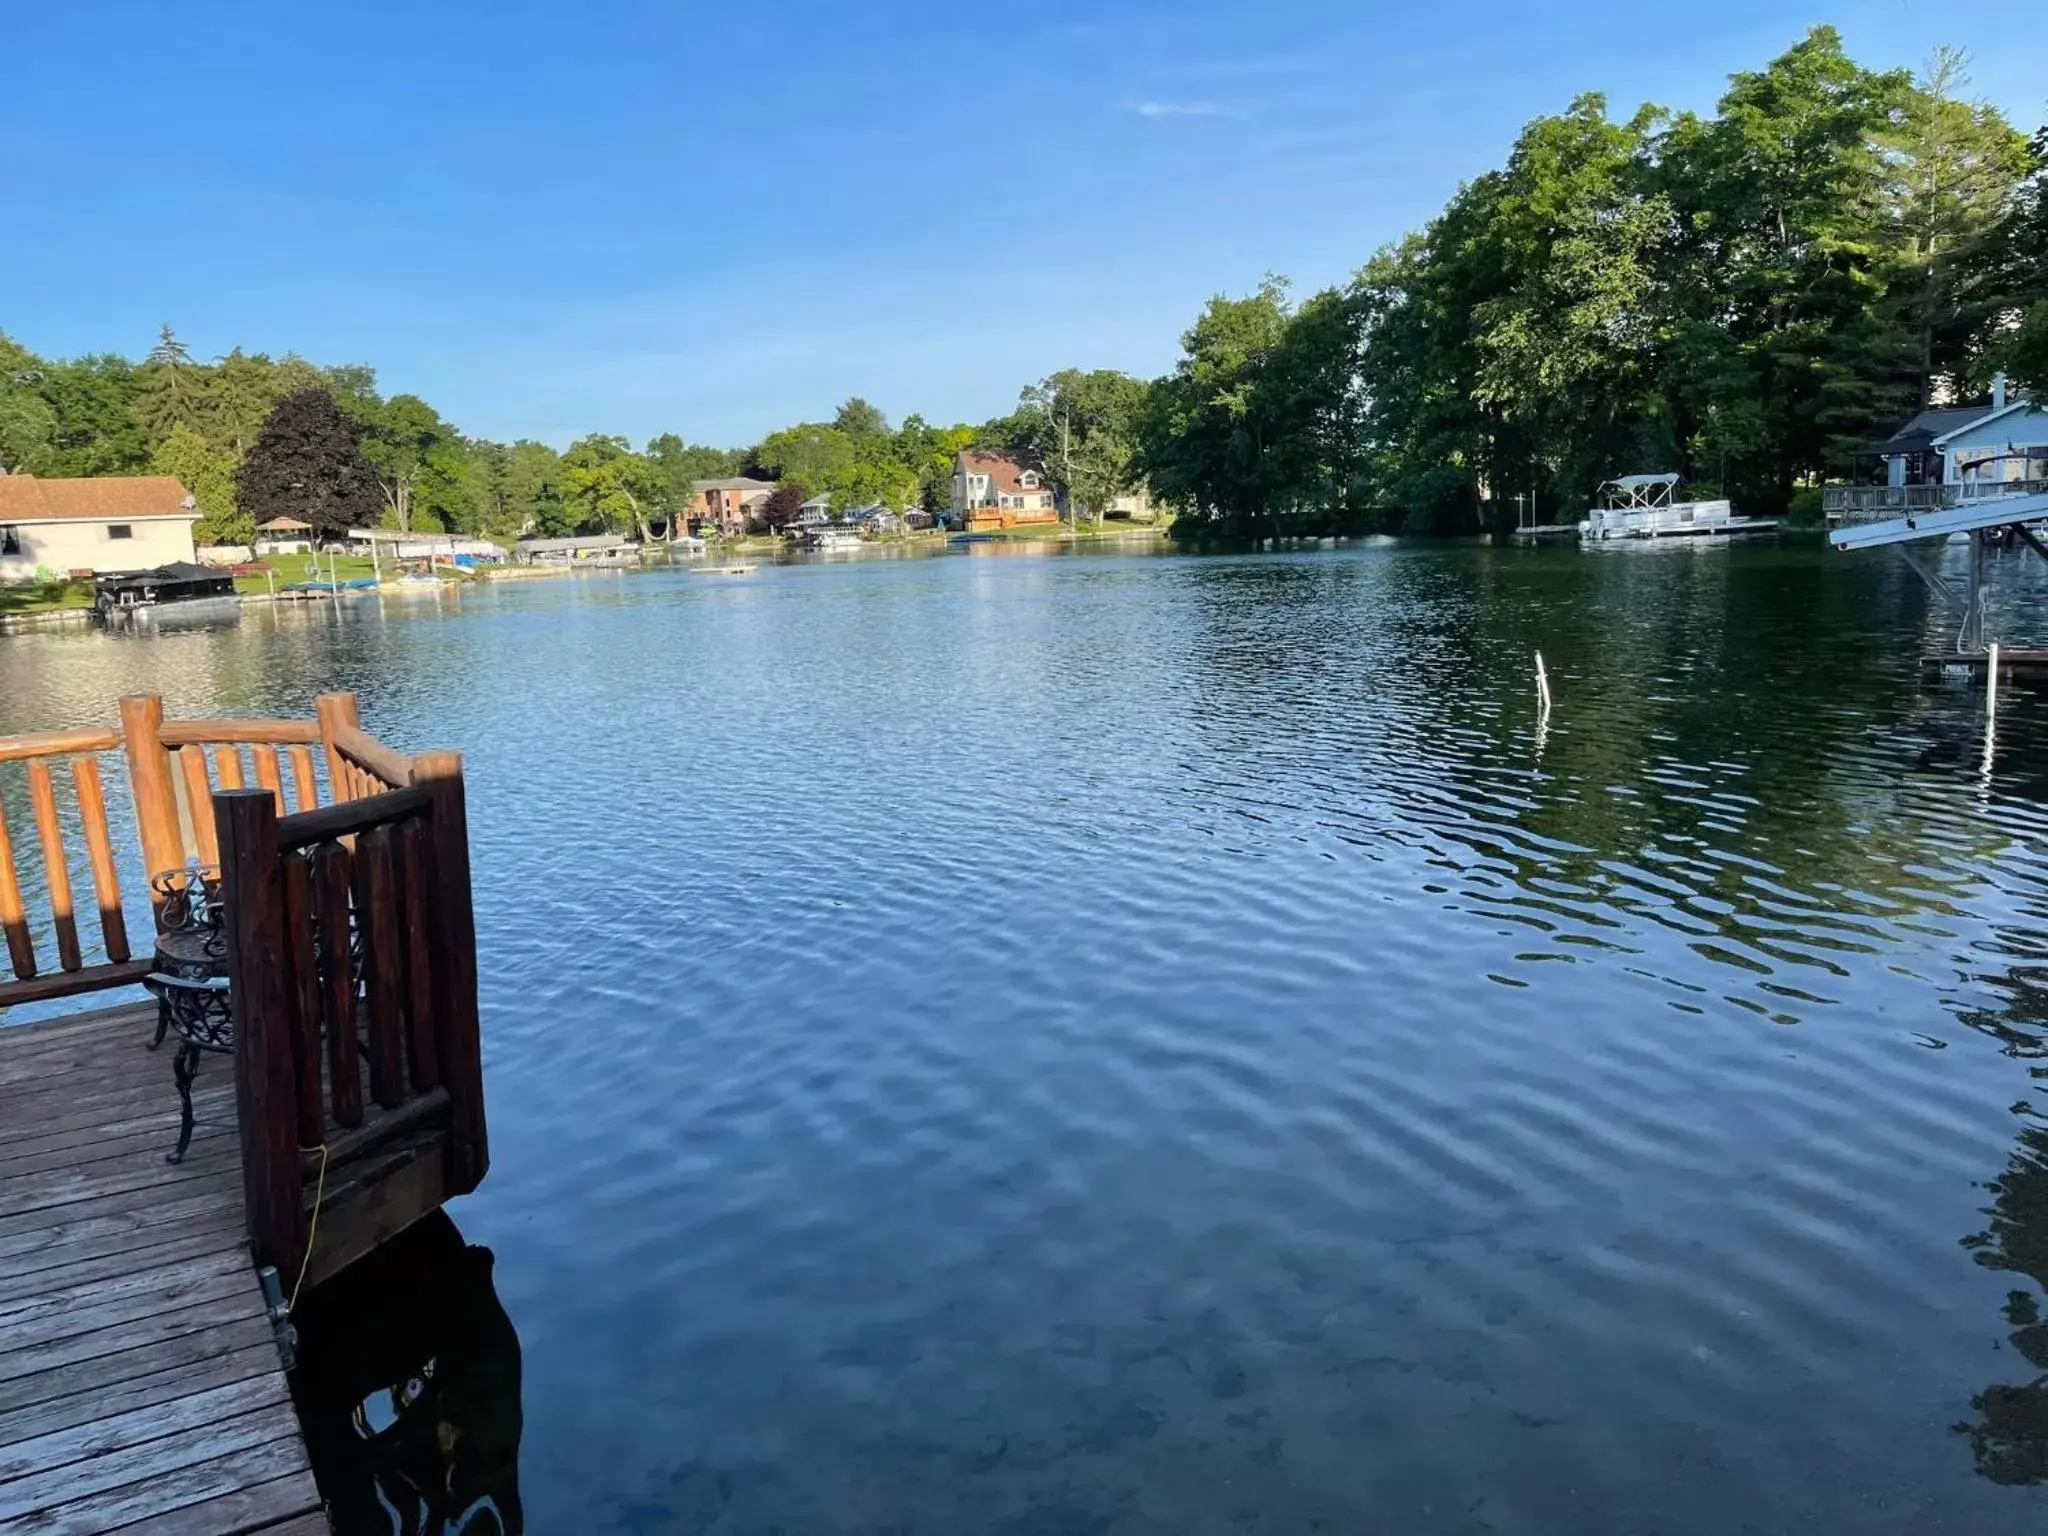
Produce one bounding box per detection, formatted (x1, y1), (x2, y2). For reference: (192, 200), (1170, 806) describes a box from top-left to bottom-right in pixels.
(1535, 650), (1553, 713)
(1987, 641), (2001, 716)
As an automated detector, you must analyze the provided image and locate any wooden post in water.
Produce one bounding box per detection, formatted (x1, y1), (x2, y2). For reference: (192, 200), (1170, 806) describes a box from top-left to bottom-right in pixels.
(120, 695), (186, 919)
(413, 749), (488, 1197)
(213, 787), (310, 1279)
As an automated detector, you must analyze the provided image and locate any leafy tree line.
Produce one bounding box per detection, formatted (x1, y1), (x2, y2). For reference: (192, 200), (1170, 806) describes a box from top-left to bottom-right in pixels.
(0, 317), (1153, 543)
(1138, 29), (2048, 535)
(0, 325), (762, 545)
(15, 31), (2030, 546)
(0, 308), (1162, 543)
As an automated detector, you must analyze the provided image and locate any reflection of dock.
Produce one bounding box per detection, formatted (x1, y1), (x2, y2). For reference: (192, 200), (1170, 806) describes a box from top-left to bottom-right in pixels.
(0, 1001), (325, 1531)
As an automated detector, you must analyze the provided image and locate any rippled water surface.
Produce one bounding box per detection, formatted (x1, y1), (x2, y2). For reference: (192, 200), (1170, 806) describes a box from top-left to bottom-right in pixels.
(8, 541), (2048, 1532)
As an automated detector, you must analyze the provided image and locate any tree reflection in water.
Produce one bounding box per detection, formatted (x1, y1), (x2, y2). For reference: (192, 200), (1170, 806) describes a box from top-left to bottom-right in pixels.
(1958, 1110), (2048, 1484)
(290, 1213), (524, 1534)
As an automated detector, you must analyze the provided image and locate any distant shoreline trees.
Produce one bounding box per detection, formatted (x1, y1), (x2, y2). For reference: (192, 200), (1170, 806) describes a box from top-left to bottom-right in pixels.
(1141, 28), (2046, 536)
(4, 29), (2040, 546)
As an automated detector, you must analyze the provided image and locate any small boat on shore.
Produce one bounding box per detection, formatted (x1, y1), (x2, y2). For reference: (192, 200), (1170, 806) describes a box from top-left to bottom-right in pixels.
(1579, 474), (1777, 542)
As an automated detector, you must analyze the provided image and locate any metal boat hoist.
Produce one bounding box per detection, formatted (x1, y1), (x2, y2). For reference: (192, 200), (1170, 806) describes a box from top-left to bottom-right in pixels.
(1830, 480), (2048, 653)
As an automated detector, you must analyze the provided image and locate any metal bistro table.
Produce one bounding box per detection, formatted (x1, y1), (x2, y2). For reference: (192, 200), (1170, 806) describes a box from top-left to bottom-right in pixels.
(144, 867), (236, 1164)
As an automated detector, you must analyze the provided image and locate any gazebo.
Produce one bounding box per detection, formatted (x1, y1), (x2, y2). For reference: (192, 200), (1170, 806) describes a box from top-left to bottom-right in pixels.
(253, 516), (315, 555)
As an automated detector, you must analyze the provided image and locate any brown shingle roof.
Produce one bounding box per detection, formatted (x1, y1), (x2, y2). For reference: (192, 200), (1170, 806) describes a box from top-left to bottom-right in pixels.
(957, 450), (1045, 496)
(0, 474), (195, 523)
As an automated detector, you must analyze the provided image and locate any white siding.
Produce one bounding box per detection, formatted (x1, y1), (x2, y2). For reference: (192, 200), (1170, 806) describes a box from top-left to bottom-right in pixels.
(1942, 407), (2048, 483)
(0, 517), (198, 583)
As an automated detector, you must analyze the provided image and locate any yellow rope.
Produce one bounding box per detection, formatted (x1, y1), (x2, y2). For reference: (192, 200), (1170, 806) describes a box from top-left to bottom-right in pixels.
(288, 1142), (330, 1314)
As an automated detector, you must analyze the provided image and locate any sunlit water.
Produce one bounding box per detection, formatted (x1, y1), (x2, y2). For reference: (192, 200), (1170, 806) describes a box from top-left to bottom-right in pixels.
(6, 540), (2048, 1532)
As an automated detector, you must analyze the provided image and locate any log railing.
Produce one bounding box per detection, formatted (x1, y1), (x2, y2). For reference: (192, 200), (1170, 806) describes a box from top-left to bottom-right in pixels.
(213, 750), (486, 1279)
(0, 727), (143, 1007)
(0, 691), (487, 1282)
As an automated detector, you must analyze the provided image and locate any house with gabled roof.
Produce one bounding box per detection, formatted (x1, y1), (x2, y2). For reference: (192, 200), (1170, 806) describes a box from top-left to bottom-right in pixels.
(951, 450), (1059, 532)
(0, 473), (200, 583)
(1827, 374), (2046, 521)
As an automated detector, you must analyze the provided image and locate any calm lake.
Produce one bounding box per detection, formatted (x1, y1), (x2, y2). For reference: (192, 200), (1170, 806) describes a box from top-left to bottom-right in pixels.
(6, 539), (2048, 1532)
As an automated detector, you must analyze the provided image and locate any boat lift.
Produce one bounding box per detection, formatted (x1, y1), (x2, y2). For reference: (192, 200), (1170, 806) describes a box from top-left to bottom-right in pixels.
(1830, 465), (2048, 658)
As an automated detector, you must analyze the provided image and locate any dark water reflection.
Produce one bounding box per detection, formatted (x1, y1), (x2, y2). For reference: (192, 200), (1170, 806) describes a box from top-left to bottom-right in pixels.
(292, 1215), (523, 1533)
(7, 541), (2048, 1529)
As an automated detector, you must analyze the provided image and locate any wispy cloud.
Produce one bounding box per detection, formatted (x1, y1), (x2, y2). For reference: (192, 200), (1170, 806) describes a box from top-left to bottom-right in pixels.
(1129, 100), (1221, 119)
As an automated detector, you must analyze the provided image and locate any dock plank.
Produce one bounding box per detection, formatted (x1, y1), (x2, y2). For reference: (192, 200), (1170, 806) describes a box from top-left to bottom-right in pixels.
(0, 1003), (324, 1535)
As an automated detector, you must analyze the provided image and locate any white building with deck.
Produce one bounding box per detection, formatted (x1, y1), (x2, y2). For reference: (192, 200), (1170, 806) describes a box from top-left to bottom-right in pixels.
(1827, 374), (2046, 522)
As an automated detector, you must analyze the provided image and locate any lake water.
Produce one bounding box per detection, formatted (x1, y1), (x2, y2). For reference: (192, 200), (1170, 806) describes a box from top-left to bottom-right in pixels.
(6, 540), (2048, 1532)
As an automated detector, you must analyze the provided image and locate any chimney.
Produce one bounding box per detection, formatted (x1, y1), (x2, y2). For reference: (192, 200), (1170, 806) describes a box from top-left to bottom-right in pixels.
(1993, 371), (2008, 411)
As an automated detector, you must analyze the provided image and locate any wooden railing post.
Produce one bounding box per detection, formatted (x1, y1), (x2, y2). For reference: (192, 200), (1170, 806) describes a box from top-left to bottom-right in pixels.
(119, 695), (185, 919)
(413, 750), (488, 1196)
(315, 693), (361, 803)
(214, 787), (309, 1278)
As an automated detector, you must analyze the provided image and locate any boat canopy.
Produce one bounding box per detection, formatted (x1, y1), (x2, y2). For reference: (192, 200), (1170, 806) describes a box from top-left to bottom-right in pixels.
(1600, 473), (1680, 511)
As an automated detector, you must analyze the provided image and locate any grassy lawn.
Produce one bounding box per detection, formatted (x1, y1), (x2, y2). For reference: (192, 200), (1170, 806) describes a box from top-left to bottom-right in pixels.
(0, 578), (94, 615)
(233, 552), (380, 594)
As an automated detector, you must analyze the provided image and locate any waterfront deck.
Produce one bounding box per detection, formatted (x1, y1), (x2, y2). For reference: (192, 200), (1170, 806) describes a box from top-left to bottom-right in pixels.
(0, 692), (491, 1532)
(0, 1000), (324, 1533)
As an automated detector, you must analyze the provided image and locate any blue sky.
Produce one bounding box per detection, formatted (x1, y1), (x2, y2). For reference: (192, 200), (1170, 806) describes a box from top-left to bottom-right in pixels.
(3, 1), (2040, 448)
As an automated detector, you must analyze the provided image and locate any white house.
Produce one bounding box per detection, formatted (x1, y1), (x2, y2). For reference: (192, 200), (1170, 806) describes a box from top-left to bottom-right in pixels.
(951, 450), (1060, 530)
(1875, 374), (2044, 491)
(1936, 390), (2048, 496)
(0, 473), (199, 584)
(795, 494), (833, 527)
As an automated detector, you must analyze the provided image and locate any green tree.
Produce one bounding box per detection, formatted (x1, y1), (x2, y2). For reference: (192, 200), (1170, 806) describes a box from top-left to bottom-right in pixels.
(752, 423), (857, 497)
(235, 388), (382, 539)
(1138, 277), (1298, 529)
(477, 439), (568, 539)
(832, 397), (890, 439)
(1015, 369), (1151, 520)
(645, 432), (742, 518)
(137, 324), (205, 444)
(202, 349), (320, 457)
(37, 354), (149, 476)
(0, 332), (56, 474)
(354, 393), (457, 531)
(1656, 27), (1913, 506)
(1881, 47), (2035, 400)
(150, 423), (247, 545)
(894, 415), (975, 511)
(1957, 125), (2048, 390)
(560, 433), (664, 539)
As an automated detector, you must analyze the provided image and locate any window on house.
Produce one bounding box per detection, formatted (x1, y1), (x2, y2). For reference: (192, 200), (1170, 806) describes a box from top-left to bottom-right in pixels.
(107, 524), (134, 540)
(0, 526), (19, 555)
(1019, 471), (1038, 488)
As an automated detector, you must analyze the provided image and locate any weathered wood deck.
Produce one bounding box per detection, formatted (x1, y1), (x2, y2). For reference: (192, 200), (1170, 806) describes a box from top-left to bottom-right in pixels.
(0, 1000), (325, 1534)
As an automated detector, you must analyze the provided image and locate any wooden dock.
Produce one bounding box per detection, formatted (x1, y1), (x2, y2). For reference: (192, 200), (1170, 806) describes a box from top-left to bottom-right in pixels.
(0, 1000), (324, 1533)
(0, 692), (492, 1533)
(1921, 647), (2048, 684)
